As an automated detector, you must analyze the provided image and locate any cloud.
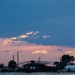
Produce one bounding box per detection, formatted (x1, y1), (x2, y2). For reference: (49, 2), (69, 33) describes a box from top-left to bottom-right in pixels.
(0, 31), (75, 63)
(1, 31), (40, 45)
(26, 31), (34, 35)
(64, 51), (74, 54)
(0, 38), (75, 54)
(32, 50), (48, 54)
(0, 31), (53, 45)
(34, 31), (39, 35)
(1, 39), (13, 45)
(11, 37), (18, 40)
(0, 31), (75, 58)
(19, 35), (28, 39)
(0, 38), (75, 64)
(42, 35), (51, 39)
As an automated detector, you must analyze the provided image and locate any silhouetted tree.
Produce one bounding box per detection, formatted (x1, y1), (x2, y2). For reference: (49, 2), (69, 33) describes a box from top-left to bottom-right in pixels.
(70, 56), (75, 63)
(60, 55), (75, 63)
(8, 60), (17, 71)
(53, 55), (75, 71)
(60, 55), (71, 62)
(0, 63), (4, 71)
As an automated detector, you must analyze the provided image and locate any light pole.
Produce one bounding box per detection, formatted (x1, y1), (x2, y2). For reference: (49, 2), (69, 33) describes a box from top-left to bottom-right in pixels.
(17, 51), (22, 67)
(13, 55), (15, 61)
(38, 56), (41, 63)
(17, 52), (19, 67)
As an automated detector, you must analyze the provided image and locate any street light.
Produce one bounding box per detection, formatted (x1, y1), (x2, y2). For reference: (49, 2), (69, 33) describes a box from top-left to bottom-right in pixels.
(17, 51), (22, 67)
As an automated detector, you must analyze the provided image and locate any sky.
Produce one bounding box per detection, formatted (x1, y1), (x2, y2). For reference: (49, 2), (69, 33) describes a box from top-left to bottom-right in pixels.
(0, 0), (75, 65)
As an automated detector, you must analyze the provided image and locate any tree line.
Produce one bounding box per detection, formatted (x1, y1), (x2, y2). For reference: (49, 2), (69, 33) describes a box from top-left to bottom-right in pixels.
(0, 54), (74, 72)
(53, 54), (75, 67)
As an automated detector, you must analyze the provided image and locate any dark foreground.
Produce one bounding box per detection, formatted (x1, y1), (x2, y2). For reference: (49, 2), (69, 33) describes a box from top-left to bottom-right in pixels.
(0, 72), (75, 75)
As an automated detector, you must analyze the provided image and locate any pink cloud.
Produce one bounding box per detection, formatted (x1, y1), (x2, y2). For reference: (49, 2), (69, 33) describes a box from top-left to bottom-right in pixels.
(0, 38), (75, 65)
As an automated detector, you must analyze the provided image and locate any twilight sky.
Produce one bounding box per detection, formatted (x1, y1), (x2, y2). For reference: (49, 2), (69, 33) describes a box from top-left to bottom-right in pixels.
(0, 0), (75, 65)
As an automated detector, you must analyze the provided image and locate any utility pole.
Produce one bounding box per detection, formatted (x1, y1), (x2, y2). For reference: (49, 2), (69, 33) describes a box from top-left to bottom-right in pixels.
(17, 52), (19, 67)
(13, 55), (14, 61)
(39, 57), (41, 63)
